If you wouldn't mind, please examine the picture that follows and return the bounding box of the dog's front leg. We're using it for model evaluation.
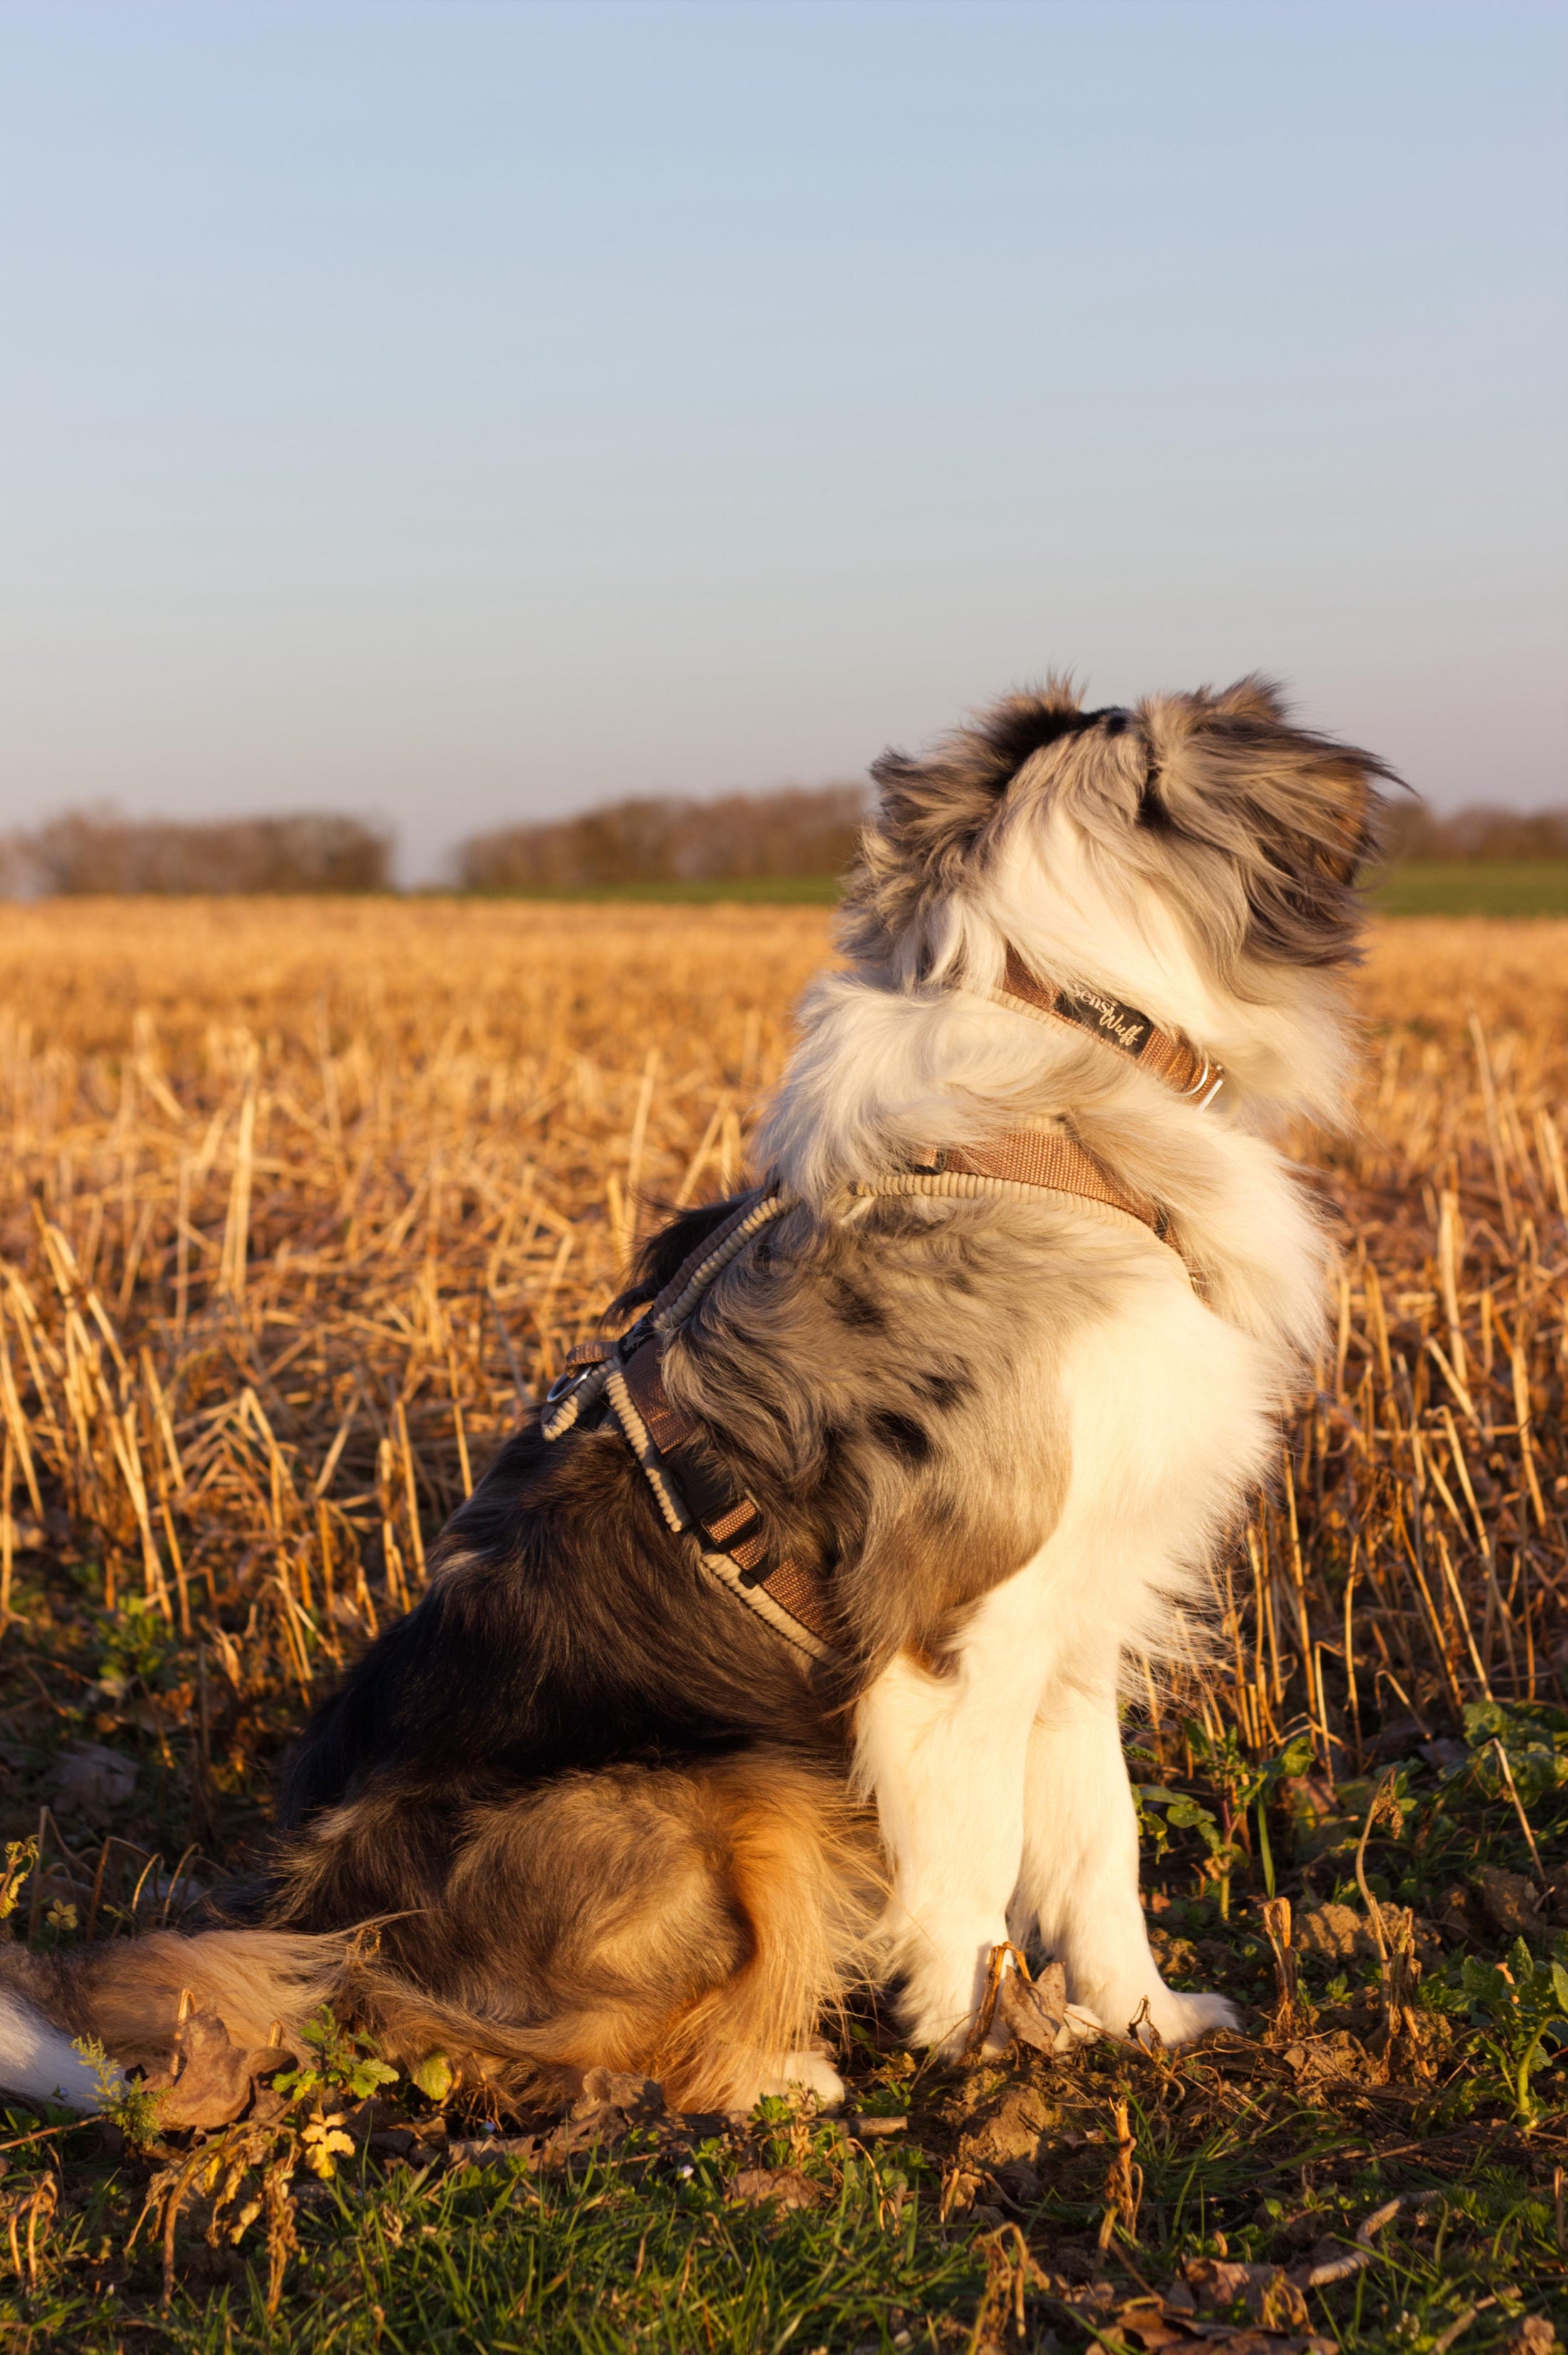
[1011,1658,1237,2046]
[856,1567,1048,2057]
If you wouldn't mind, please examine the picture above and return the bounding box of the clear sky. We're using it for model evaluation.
[2,0,1564,881]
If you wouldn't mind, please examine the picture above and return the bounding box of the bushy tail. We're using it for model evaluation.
[324,1758,882,2113]
[0,1929,349,2111]
[0,1755,883,2118]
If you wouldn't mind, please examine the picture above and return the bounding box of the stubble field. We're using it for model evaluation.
[0,896,1564,2352]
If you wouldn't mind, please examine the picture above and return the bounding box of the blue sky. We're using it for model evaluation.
[1,0,1564,880]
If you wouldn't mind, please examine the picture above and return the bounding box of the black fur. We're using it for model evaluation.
[277,1182,1023,1947]
[606,1190,759,1319]
[827,1277,888,1332]
[280,1409,830,1849]
[867,1410,932,1466]
[972,701,1122,780]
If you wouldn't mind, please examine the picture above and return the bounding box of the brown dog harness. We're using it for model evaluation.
[540,1191,838,1665]
[540,947,1224,1667]
[857,1128,1178,1253]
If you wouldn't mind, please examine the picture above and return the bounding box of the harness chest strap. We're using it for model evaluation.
[913,1128,1160,1222]
[857,1127,1185,1264]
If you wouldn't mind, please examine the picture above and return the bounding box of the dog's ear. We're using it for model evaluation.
[843,679,1088,970]
[1138,677,1398,965]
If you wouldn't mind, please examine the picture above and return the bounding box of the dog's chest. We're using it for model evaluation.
[1053,1263,1277,1562]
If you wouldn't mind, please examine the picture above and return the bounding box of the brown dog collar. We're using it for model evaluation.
[995,948,1224,1107]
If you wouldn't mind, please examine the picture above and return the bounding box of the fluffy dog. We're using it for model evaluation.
[0,676,1391,2115]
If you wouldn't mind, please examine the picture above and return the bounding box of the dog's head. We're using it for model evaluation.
[843,676,1398,1003]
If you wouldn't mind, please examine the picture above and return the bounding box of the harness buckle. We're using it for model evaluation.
[1180,1061,1225,1109]
[616,1313,655,1364]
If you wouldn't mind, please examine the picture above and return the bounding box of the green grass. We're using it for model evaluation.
[460,872,844,905]
[0,2130,976,2353]
[5,1701,1566,2352]
[458,865,1568,917]
[1370,862,1568,917]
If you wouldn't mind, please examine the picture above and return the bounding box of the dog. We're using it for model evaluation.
[0,675,1391,2116]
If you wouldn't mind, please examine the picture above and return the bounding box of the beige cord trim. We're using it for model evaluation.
[652,1190,792,1330]
[605,1364,832,1669]
[604,1366,688,1535]
[687,1542,833,1668]
[850,1169,1191,1272]
[542,1188,791,1441]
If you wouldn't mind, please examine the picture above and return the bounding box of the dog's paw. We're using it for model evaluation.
[899,1960,1009,2061]
[920,2017,1010,2066]
[900,1996,1009,2065]
[1061,2002,1109,2047]
[1130,1987,1238,2047]
[753,2049,846,2107]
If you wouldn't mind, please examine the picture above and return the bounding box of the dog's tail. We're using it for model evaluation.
[301,1756,883,2114]
[0,1928,349,2111]
[0,1757,882,2118]
[0,1921,568,2115]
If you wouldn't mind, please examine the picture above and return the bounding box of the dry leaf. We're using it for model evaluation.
[572,2068,664,2123]
[1113,2315,1200,2351]
[1179,2257,1311,2331]
[728,2168,822,2212]
[996,1957,1075,2054]
[1502,2319,1561,2355]
[300,2116,356,2179]
[140,2004,279,2130]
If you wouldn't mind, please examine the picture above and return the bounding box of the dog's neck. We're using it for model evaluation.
[756,857,1348,1367]
[989,949,1224,1108]
[919,814,1356,1121]
[765,847,1352,1186]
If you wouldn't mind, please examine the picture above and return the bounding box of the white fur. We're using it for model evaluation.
[992,805,1354,1122]
[751,2049,847,2106]
[858,1249,1274,2049]
[764,793,1339,2053]
[0,1991,113,2111]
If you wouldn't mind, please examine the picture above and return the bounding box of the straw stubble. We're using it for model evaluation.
[0,897,1562,1836]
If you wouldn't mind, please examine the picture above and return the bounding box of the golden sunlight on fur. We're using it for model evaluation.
[0,883,1563,2109]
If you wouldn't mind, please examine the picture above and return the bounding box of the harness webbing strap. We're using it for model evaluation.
[540,1188,790,1443]
[539,1190,838,1667]
[853,1127,1190,1272]
[921,1129,1162,1228]
[994,947,1224,1107]
[618,1338,836,1663]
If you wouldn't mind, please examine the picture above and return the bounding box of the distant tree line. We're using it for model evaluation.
[455,783,868,890]
[3,790,1566,899]
[0,809,392,896]
[457,788,1568,890]
[1381,803,1568,860]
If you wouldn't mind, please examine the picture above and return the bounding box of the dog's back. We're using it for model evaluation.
[0,677,1391,2113]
